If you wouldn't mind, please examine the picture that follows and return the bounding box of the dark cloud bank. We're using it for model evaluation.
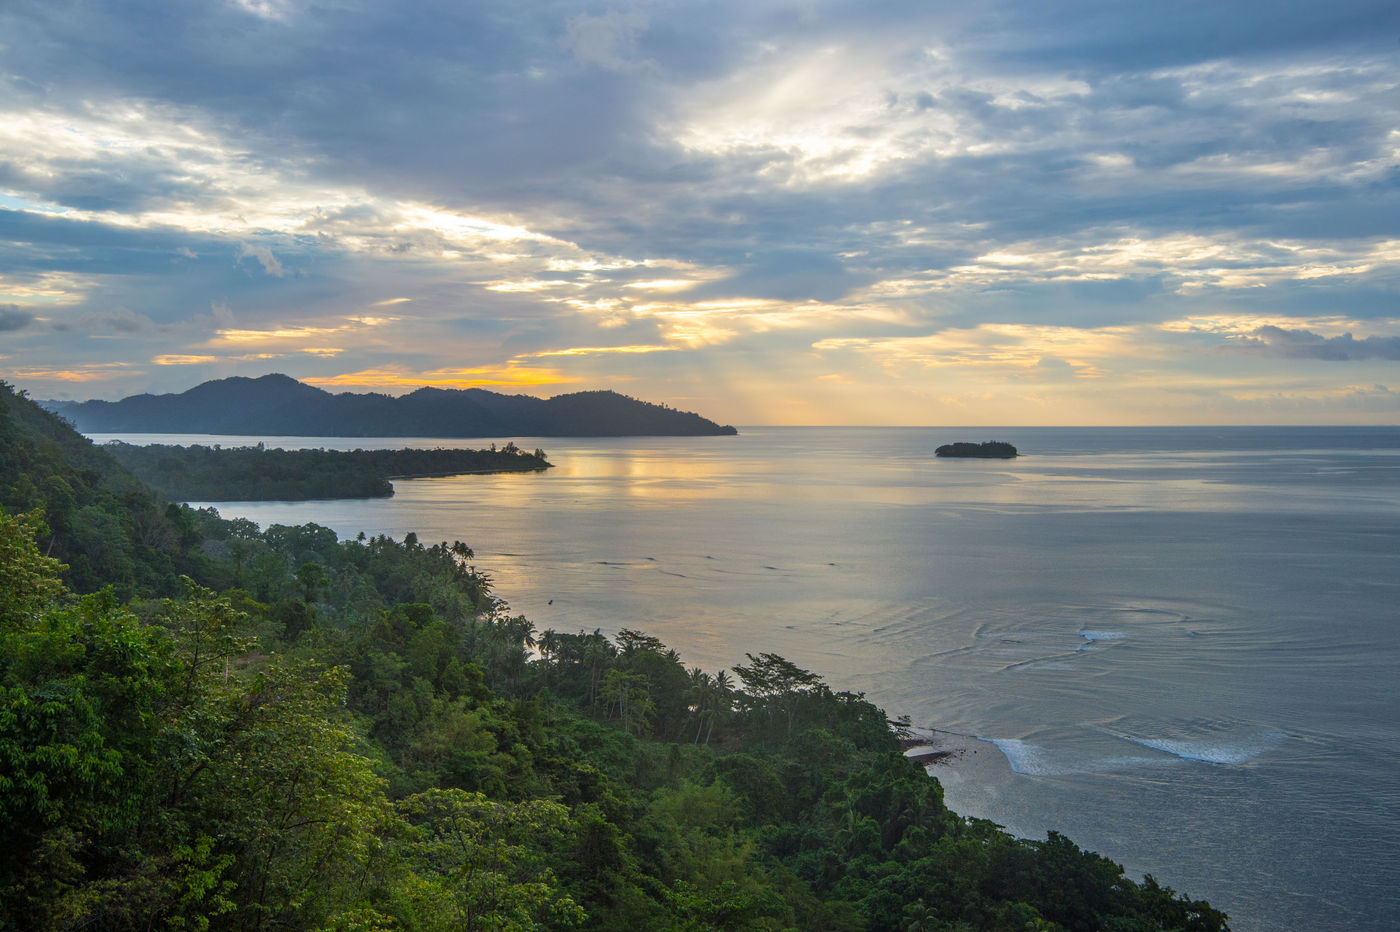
[1243,325,1400,361]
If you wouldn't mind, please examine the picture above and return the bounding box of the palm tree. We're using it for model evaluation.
[688,669,713,744]
[511,615,538,651]
[537,628,560,664]
[509,616,536,691]
[484,614,536,694]
[900,899,939,931]
[536,628,560,687]
[706,670,734,745]
[582,630,614,707]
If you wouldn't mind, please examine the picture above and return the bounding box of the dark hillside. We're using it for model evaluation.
[44,374,739,437]
[388,386,513,435]
[0,381,212,596]
[50,373,327,433]
[535,390,737,435]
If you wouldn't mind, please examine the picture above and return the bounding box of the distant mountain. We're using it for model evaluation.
[42,374,739,437]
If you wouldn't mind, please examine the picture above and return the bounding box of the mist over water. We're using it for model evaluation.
[106,426,1400,930]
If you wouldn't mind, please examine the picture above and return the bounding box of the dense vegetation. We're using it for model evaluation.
[934,442,1019,459]
[0,383,213,598]
[103,442,551,501]
[44,373,739,437]
[0,382,1226,931]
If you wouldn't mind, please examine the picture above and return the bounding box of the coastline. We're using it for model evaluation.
[83,424,1400,929]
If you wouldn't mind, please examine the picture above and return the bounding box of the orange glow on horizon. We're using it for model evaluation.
[7,364,138,382]
[526,345,675,357]
[302,366,583,393]
[154,354,218,365]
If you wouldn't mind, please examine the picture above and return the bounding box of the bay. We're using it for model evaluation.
[95,426,1400,930]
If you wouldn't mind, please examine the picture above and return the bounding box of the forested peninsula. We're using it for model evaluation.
[104,442,551,501]
[43,373,738,437]
[0,380,1227,931]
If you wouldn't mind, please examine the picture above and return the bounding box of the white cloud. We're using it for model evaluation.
[237,243,286,277]
[814,323,1143,375]
[563,10,652,71]
[230,0,296,22]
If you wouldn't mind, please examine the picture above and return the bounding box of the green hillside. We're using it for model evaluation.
[0,382,216,596]
[0,380,1227,931]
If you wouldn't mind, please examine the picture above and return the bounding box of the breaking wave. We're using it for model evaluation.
[980,738,1160,776]
[1076,630,1127,652]
[982,726,1286,775]
[1122,731,1287,764]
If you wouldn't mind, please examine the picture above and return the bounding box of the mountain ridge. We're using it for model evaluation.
[42,374,739,437]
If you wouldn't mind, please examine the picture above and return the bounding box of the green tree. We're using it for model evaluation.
[732,652,823,737]
[397,788,584,931]
[0,509,64,620]
[295,561,329,603]
[601,670,655,737]
[0,512,239,929]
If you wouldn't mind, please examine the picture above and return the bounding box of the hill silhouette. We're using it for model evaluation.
[44,374,739,437]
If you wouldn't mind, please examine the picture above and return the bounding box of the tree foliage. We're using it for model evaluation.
[104,442,552,502]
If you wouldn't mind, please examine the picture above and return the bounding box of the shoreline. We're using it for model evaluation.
[897,728,969,767]
[385,465,549,480]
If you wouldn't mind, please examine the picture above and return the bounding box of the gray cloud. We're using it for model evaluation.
[0,306,36,332]
[695,250,874,304]
[1241,326,1400,361]
[961,0,1400,70]
[563,10,651,71]
[3,0,1395,258]
[51,307,157,334]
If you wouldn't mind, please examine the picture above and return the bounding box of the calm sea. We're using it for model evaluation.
[95,426,1400,930]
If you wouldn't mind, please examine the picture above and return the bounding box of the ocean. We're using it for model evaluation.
[96,425,1400,930]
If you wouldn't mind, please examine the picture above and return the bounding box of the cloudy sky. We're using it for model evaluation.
[1,0,1397,424]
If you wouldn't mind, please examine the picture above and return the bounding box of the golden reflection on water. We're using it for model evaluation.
[388,441,1260,516]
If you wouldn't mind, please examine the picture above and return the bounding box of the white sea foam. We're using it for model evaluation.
[1076,630,1127,651]
[983,738,1058,775]
[983,737,1168,776]
[1125,731,1286,765]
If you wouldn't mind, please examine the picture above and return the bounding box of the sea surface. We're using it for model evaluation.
[94,426,1400,930]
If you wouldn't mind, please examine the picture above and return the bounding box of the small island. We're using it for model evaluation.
[104,441,551,501]
[935,440,1019,458]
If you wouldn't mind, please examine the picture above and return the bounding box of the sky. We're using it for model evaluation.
[1,0,1398,425]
